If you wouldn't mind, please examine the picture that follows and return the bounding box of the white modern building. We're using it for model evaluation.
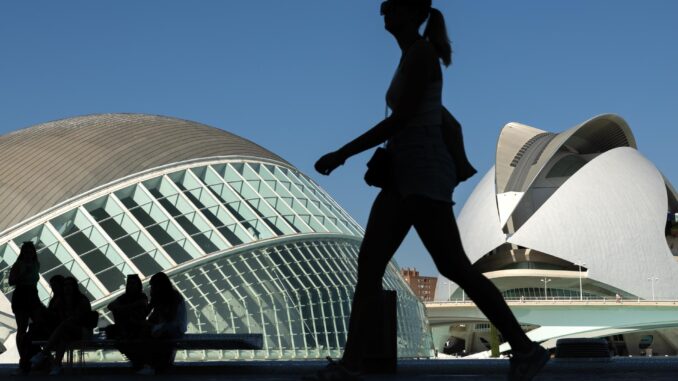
[0,113,431,362]
[432,114,678,356]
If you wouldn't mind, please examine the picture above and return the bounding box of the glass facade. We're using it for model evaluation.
[0,160,430,360]
[501,287,602,300]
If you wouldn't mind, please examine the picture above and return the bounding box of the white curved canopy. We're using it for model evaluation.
[509,147,677,299]
[457,167,506,262]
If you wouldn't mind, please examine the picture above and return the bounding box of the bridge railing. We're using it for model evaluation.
[427,297,678,306]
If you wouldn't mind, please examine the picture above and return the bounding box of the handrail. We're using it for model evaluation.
[426,298,678,306]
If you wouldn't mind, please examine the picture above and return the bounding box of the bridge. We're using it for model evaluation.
[425,299,678,354]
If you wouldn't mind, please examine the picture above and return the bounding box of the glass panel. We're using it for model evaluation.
[285,169,362,236]
[266,165,356,236]
[14,225,104,300]
[116,184,201,263]
[0,244,19,295]
[243,163,318,234]
[145,176,228,254]
[203,169,273,241]
[85,196,170,275]
[51,209,129,292]
[185,168,253,245]
[546,155,588,178]
[222,164,295,236]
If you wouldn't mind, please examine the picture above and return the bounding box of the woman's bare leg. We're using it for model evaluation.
[409,196,532,354]
[14,311,29,358]
[342,189,412,369]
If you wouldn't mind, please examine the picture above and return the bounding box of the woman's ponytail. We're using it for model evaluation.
[424,7,452,67]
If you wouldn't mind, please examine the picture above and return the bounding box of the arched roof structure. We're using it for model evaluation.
[495,114,637,229]
[498,114,635,195]
[0,113,432,361]
[453,114,678,300]
[0,113,289,234]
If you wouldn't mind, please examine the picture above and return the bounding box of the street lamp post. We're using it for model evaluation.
[442,280,465,302]
[540,278,552,300]
[575,260,586,301]
[648,276,659,301]
[441,280,452,301]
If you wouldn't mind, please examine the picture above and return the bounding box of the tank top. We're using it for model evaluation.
[384,41,457,202]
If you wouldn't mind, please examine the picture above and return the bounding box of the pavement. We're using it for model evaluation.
[1,357,677,380]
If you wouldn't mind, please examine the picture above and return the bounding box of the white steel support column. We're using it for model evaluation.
[244,254,284,356]
[324,286,341,351]
[281,291,296,353]
[210,262,239,335]
[304,288,320,356]
[338,285,352,338]
[255,294,268,354]
[293,289,310,357]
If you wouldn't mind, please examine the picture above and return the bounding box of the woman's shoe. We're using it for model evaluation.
[301,357,362,381]
[508,342,549,381]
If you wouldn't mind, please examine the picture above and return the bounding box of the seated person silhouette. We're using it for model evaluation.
[103,274,149,369]
[133,272,188,375]
[105,274,149,339]
[31,276,95,375]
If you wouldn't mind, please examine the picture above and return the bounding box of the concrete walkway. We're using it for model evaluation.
[1,358,677,380]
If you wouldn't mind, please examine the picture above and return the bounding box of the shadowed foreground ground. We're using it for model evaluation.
[1,358,676,380]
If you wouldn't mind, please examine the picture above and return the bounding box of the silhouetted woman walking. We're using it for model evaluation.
[314,2,548,380]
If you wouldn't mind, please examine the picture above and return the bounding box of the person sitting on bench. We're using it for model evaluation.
[134,272,188,374]
[104,274,149,369]
[106,274,148,339]
[31,276,95,375]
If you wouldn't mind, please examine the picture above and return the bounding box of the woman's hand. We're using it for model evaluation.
[315,151,346,176]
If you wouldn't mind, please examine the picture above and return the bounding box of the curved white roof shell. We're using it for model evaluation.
[454,114,677,300]
[509,147,677,299]
[495,122,546,194]
[457,167,506,259]
[498,114,635,195]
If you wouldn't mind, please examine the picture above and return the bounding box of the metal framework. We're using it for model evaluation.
[0,159,430,360]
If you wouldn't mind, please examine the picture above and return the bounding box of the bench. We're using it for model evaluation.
[35,333,264,367]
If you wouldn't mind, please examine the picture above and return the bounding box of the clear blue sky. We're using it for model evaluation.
[1,1,676,277]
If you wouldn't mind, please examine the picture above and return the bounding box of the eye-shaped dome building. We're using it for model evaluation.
[0,114,430,361]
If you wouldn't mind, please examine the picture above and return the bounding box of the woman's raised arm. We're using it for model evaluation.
[315,40,437,175]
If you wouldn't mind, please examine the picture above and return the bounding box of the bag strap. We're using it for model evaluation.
[381,103,390,148]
